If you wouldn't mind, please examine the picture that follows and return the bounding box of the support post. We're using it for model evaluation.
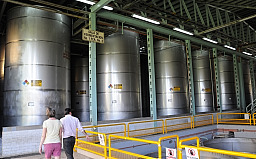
[185,40,196,116]
[147,29,157,122]
[89,12,97,126]
[249,59,256,112]
[233,54,240,109]
[238,62,246,112]
[213,48,222,112]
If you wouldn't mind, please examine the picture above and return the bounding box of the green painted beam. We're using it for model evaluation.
[233,54,240,109]
[147,29,157,121]
[238,62,246,112]
[213,48,222,112]
[97,11,255,60]
[89,13,98,126]
[185,40,196,115]
[91,0,113,13]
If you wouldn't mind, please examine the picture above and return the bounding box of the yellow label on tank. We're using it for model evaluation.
[173,87,180,91]
[31,80,42,87]
[203,88,211,92]
[79,90,86,94]
[114,84,122,89]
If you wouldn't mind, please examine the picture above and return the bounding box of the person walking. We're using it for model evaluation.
[39,107,62,159]
[60,108,90,159]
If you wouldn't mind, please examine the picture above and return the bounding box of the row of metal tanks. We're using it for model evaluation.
[0,6,252,127]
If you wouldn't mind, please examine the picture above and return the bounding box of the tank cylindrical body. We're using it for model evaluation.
[243,60,253,106]
[4,7,71,126]
[0,35,5,129]
[192,50,213,112]
[71,56,89,122]
[154,41,188,116]
[218,56,236,110]
[97,30,141,120]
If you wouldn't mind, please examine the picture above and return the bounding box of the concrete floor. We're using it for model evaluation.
[3,151,92,159]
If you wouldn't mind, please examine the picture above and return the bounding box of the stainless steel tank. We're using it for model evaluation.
[218,56,236,110]
[71,56,89,122]
[192,50,213,113]
[0,35,5,129]
[97,30,141,120]
[242,60,253,106]
[4,7,71,126]
[154,40,188,116]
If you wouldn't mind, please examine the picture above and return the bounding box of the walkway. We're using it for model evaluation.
[3,151,91,159]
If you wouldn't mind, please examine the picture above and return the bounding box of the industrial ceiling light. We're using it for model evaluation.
[202,37,218,44]
[173,28,193,36]
[224,45,236,51]
[131,14,160,25]
[243,52,252,56]
[76,0,113,10]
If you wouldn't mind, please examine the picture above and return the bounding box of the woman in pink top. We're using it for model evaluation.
[39,107,62,159]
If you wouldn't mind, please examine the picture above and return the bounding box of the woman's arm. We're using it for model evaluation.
[39,128,47,154]
[59,126,62,144]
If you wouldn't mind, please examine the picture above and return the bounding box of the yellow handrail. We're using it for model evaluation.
[217,113,251,125]
[127,119,164,137]
[165,116,193,133]
[253,113,256,125]
[178,136,200,159]
[108,134,159,159]
[158,135,179,159]
[75,130,108,159]
[193,114,214,128]
[83,123,127,137]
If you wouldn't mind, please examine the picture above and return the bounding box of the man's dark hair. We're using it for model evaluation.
[64,108,72,115]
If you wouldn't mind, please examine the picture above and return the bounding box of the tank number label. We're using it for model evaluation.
[31,80,42,87]
[114,84,123,89]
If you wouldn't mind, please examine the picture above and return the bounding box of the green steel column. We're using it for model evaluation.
[185,40,196,116]
[233,54,240,109]
[213,48,222,112]
[89,13,97,126]
[238,62,246,112]
[147,29,157,121]
[249,60,256,105]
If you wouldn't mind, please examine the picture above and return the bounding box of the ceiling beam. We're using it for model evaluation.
[97,10,254,59]
[197,1,256,10]
[91,0,113,13]
[198,13,256,35]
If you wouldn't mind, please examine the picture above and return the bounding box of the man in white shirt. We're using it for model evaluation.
[60,108,89,159]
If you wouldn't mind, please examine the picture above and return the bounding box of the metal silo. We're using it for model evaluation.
[154,41,188,116]
[192,50,213,113]
[242,60,253,106]
[4,7,71,126]
[218,56,236,110]
[0,35,5,129]
[97,30,141,120]
[71,56,89,122]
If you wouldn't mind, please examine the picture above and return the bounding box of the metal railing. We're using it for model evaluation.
[165,116,193,133]
[246,99,256,114]
[216,113,251,125]
[74,130,108,159]
[83,123,126,137]
[108,134,159,159]
[178,136,256,159]
[193,114,214,128]
[158,135,179,159]
[127,119,164,137]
